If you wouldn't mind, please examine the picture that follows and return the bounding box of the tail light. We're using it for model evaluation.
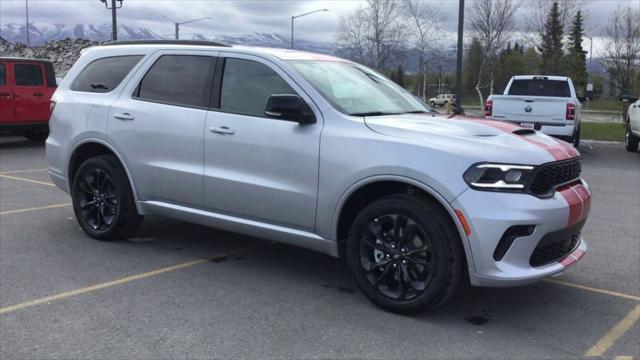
[484,99,493,117]
[566,103,576,121]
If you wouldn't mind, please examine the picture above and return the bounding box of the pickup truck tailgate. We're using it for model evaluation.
[490,95,567,125]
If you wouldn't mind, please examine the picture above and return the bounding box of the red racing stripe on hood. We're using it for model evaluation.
[450,115,579,161]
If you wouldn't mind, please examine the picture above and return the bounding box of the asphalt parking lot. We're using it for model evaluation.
[1,137,638,359]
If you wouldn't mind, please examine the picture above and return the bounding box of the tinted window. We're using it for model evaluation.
[508,79,571,97]
[137,55,212,108]
[221,58,296,117]
[15,64,43,86]
[0,64,5,85]
[71,55,143,93]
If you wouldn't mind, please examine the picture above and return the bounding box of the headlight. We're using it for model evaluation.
[463,163,535,191]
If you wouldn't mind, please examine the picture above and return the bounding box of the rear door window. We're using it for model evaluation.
[0,64,5,85]
[508,79,571,97]
[136,55,214,108]
[71,55,143,93]
[15,64,43,86]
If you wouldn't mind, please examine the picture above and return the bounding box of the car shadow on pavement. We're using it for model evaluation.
[0,137,45,149]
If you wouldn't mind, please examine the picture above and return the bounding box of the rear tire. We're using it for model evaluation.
[626,122,639,152]
[571,126,581,148]
[345,194,463,314]
[71,155,142,240]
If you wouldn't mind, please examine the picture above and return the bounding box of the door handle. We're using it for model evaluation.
[209,126,235,135]
[33,92,44,97]
[113,113,135,121]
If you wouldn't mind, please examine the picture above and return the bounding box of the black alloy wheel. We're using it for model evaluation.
[76,168,118,231]
[359,214,436,301]
[72,155,142,240]
[346,194,463,314]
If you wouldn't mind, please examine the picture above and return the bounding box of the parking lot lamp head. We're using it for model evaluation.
[291,9,329,49]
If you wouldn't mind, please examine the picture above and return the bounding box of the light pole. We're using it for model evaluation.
[291,9,329,49]
[100,0,123,41]
[25,0,29,47]
[454,0,465,114]
[585,35,593,110]
[164,16,211,40]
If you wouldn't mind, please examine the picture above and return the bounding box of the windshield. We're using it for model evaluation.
[289,60,433,116]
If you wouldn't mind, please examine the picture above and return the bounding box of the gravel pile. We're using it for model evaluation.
[0,37,98,76]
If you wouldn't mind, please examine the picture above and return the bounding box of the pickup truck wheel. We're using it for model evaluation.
[626,123,639,152]
[572,126,580,148]
[346,194,463,314]
[71,155,142,240]
[429,101,435,107]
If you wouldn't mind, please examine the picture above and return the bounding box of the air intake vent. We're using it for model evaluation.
[513,129,536,136]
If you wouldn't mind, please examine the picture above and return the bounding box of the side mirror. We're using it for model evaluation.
[264,94,316,124]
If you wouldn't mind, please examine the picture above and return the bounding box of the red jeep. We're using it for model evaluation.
[0,57,57,141]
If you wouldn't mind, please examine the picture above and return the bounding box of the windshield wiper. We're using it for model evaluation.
[349,111,398,117]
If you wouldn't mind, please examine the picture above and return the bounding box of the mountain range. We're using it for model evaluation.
[0,22,341,54]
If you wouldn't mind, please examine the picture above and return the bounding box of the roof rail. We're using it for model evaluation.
[102,40,231,47]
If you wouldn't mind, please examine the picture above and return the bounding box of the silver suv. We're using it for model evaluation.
[47,41,591,313]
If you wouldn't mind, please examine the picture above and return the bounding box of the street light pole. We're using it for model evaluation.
[100,0,123,41]
[454,0,465,114]
[291,9,329,49]
[25,0,30,47]
[585,35,593,110]
[164,17,211,40]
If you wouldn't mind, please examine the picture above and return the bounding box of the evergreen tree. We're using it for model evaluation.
[565,10,588,92]
[523,47,542,73]
[538,2,564,74]
[463,37,485,98]
[392,64,405,87]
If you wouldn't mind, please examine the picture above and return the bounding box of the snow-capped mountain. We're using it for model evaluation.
[0,22,340,54]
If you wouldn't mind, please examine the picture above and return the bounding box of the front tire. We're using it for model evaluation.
[71,155,142,240]
[626,122,639,152]
[346,194,463,314]
[429,101,436,107]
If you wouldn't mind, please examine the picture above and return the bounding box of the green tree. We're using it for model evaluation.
[538,2,564,74]
[495,42,526,94]
[565,10,587,93]
[463,37,485,98]
[523,47,542,72]
[392,64,406,87]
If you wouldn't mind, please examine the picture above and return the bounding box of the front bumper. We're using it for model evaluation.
[452,179,591,287]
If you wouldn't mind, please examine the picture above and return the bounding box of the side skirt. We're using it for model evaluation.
[138,201,339,257]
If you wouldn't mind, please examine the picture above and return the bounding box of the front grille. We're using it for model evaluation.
[529,219,585,267]
[529,158,581,197]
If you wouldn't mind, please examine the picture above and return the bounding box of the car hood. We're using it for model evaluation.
[364,113,579,165]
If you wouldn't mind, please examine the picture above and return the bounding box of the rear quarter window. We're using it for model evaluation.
[508,79,571,97]
[71,55,143,93]
[135,55,214,108]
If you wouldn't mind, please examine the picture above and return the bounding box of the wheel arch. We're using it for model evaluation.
[67,138,140,203]
[332,175,474,270]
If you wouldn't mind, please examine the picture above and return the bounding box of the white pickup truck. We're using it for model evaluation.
[485,75,582,147]
[627,98,640,152]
